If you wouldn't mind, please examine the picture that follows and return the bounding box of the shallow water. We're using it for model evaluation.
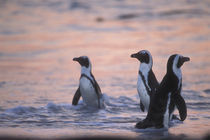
[0,0,210,139]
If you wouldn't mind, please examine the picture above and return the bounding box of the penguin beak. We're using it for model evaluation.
[177,56,190,68]
[131,53,138,58]
[182,57,190,63]
[131,53,144,62]
[73,57,80,62]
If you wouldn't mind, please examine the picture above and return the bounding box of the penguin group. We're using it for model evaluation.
[72,50,190,129]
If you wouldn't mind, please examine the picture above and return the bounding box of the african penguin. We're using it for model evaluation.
[72,56,104,108]
[131,50,159,112]
[135,54,190,129]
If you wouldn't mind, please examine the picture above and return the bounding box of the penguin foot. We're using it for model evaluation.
[172,114,180,121]
[135,119,152,129]
[135,121,144,129]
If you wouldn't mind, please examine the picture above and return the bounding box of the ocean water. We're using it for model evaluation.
[0,0,210,139]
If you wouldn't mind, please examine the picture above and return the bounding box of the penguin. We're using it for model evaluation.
[131,50,159,112]
[72,56,104,108]
[135,54,190,129]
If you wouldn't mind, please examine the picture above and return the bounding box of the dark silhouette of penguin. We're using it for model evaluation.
[131,50,159,112]
[72,56,104,108]
[135,54,190,129]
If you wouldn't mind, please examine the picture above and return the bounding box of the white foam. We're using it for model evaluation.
[5,106,37,115]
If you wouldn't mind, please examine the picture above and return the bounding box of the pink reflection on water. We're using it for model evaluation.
[0,0,210,138]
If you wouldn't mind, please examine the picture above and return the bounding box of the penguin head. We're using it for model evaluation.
[73,56,91,68]
[131,50,152,65]
[167,54,190,73]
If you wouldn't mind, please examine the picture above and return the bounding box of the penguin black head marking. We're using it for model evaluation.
[73,56,90,68]
[177,56,190,68]
[167,54,190,73]
[131,50,150,64]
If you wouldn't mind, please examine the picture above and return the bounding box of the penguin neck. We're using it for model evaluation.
[81,66,93,80]
[166,55,182,89]
[172,61,182,89]
[166,66,182,90]
[139,62,152,77]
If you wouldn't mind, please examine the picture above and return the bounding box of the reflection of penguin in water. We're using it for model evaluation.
[135,54,190,129]
[131,50,159,112]
[72,56,104,108]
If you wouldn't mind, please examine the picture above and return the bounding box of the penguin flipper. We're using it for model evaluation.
[92,79,102,108]
[174,94,187,121]
[140,101,145,112]
[90,73,102,95]
[95,80,102,94]
[93,78,103,108]
[148,70,159,95]
[72,87,81,105]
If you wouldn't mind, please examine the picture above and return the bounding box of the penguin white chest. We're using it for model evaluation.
[137,75,150,111]
[163,92,171,128]
[79,77,98,107]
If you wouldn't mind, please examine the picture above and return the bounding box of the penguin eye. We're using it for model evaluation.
[141,51,146,55]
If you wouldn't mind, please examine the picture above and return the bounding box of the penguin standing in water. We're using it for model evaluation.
[135,54,190,129]
[72,56,104,108]
[131,50,159,112]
